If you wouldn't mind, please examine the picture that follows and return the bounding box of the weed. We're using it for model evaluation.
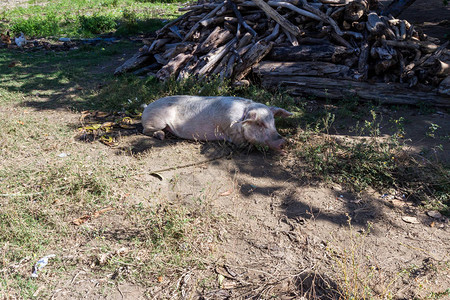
[79,14,116,35]
[11,13,60,37]
[428,288,450,299]
[293,105,449,213]
[426,123,441,138]
[327,217,379,299]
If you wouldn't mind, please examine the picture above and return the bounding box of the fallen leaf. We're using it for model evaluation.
[219,188,233,197]
[92,206,114,218]
[222,282,237,289]
[427,210,442,219]
[95,111,110,118]
[72,215,90,225]
[100,135,118,146]
[84,124,102,131]
[121,117,133,124]
[101,121,116,128]
[116,247,128,256]
[119,124,135,129]
[150,172,164,181]
[402,216,420,224]
[72,207,113,225]
[218,274,225,286]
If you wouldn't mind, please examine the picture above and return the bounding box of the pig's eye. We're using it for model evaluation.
[257,122,267,128]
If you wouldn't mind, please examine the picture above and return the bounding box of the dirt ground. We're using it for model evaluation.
[1,1,449,299]
[1,98,449,299]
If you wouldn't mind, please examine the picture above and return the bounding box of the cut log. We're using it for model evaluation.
[384,40,439,54]
[223,53,237,79]
[268,44,354,63]
[178,56,199,80]
[433,60,450,77]
[268,1,322,22]
[114,53,153,75]
[183,2,226,42]
[438,76,450,97]
[357,41,369,80]
[196,37,237,76]
[253,61,352,78]
[228,0,258,37]
[199,16,225,27]
[156,53,193,81]
[132,63,161,76]
[233,40,274,80]
[197,27,233,53]
[251,0,302,37]
[343,0,368,21]
[162,42,195,60]
[258,75,450,107]
[212,52,232,75]
[263,23,280,42]
[148,38,172,53]
[297,0,344,35]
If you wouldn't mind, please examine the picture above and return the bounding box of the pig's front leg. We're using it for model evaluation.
[142,119,168,140]
[143,128,166,140]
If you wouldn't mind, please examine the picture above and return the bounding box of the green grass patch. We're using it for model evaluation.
[1,0,182,38]
[0,41,138,107]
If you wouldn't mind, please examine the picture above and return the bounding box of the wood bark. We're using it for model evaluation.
[438,76,450,97]
[183,2,226,41]
[196,38,237,76]
[253,61,351,78]
[251,0,302,37]
[114,53,153,75]
[259,75,450,107]
[197,27,233,53]
[357,41,369,80]
[269,44,354,62]
[156,53,193,81]
[233,40,274,80]
[228,0,258,37]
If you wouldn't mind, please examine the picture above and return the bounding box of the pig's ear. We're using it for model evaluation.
[270,106,293,118]
[242,111,258,124]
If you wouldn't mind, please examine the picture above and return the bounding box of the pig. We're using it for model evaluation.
[141,95,292,151]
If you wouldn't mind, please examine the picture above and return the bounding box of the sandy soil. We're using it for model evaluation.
[57,127,450,299]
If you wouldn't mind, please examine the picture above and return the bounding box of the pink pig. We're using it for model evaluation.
[141,96,292,151]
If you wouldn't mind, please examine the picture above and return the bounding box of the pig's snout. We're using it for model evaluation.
[266,134,286,151]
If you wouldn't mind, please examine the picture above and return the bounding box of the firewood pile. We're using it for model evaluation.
[115,0,450,103]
